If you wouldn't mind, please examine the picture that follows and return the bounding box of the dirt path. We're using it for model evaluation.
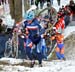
[64,32,75,60]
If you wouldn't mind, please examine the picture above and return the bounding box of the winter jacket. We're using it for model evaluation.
[24,18,41,36]
[55,17,65,33]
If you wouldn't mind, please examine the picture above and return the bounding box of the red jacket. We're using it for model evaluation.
[55,17,65,33]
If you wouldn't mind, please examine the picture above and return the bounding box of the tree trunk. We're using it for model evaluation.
[24,0,30,12]
[9,0,22,23]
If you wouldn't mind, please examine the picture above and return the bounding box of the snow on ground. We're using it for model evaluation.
[64,26,75,38]
[0,0,75,72]
[0,59,75,72]
[0,58,23,64]
[63,21,75,38]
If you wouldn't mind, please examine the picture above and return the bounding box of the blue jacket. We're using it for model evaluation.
[24,18,41,36]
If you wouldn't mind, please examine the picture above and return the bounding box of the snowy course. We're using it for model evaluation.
[0,0,75,72]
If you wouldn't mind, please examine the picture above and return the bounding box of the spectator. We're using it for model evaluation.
[35,0,45,9]
[0,19,6,33]
[51,31,65,60]
[57,0,60,6]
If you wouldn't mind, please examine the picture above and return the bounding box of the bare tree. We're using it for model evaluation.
[8,0,22,23]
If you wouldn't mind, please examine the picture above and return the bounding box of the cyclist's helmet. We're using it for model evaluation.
[25,10,35,20]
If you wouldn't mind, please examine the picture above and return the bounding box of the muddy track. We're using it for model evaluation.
[64,32,75,60]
